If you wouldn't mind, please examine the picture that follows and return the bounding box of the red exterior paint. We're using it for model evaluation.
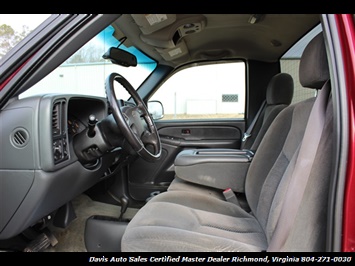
[336,14,355,252]
[0,60,28,91]
[0,70,18,91]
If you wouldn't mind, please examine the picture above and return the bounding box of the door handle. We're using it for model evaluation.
[181,129,191,135]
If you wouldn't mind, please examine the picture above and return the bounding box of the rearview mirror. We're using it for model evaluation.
[102,47,137,67]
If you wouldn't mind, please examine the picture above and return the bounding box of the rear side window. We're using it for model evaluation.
[149,61,246,120]
[281,24,322,104]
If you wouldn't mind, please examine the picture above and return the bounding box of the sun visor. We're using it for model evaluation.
[131,14,177,35]
[134,14,207,50]
[155,41,189,61]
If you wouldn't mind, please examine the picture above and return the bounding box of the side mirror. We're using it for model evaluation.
[148,101,164,120]
[102,47,137,67]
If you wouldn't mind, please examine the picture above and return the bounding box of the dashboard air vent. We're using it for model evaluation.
[11,128,29,148]
[52,99,69,164]
[52,102,61,135]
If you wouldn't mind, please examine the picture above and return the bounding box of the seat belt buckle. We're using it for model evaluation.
[223,188,241,207]
[242,133,251,142]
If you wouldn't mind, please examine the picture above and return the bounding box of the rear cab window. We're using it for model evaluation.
[280,24,323,103]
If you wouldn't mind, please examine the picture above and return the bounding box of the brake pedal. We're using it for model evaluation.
[23,231,58,252]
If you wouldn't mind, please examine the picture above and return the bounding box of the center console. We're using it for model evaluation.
[174,148,254,193]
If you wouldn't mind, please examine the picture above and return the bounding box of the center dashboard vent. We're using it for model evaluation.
[52,99,69,164]
[52,101,62,136]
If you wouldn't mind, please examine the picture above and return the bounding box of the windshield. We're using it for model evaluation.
[0,16,157,100]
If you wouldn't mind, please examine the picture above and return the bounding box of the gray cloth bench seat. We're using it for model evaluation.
[168,72,294,199]
[121,32,332,252]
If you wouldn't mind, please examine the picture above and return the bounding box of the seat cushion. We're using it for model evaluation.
[168,176,225,199]
[121,191,267,252]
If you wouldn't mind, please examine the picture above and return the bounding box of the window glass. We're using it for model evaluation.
[281,24,322,104]
[149,61,245,120]
[0,14,50,59]
[19,24,156,99]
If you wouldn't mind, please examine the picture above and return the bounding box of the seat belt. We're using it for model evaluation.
[223,188,241,207]
[242,100,266,147]
[267,80,330,252]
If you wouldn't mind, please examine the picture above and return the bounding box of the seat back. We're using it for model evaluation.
[245,32,332,251]
[242,73,294,151]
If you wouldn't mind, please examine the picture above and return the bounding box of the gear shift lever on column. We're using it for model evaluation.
[87,114,97,138]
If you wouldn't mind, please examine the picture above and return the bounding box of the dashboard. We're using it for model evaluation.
[0,94,121,239]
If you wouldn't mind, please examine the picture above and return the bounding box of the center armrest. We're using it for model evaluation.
[174,148,253,193]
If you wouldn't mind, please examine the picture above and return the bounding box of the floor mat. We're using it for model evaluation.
[45,194,138,252]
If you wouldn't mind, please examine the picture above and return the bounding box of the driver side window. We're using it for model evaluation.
[149,62,246,120]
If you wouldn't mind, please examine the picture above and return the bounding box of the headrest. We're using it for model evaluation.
[266,73,294,105]
[299,32,330,89]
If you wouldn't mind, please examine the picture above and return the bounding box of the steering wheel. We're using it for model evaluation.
[105,72,162,162]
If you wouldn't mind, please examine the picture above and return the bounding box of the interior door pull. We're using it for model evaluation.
[182,129,191,134]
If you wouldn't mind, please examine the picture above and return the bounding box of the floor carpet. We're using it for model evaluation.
[45,194,137,252]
